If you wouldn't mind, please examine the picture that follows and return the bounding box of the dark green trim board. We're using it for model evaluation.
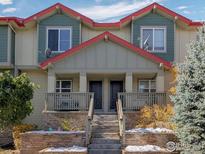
[11,29,15,64]
[0,26,8,63]
[132,13,174,61]
[38,13,80,63]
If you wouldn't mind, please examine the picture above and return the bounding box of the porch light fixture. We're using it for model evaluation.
[55,5,60,10]
[159,63,164,68]
[76,16,81,21]
[104,35,109,42]
[33,16,37,21]
[47,62,54,69]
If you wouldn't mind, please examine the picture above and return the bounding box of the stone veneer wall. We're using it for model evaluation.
[20,131,85,154]
[43,111,88,130]
[124,132,178,148]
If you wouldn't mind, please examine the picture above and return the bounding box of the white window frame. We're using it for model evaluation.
[56,80,72,93]
[46,26,72,53]
[140,26,166,53]
[138,80,156,93]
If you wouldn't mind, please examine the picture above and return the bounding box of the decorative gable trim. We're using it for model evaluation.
[39,31,172,70]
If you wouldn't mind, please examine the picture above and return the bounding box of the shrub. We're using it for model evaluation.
[12,124,37,150]
[0,71,37,130]
[136,103,175,129]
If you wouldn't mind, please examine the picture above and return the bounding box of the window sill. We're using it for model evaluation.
[148,51,167,53]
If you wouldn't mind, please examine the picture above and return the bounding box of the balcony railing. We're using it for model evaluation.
[45,92,94,111]
[118,92,167,111]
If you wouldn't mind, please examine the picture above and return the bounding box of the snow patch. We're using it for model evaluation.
[125,145,166,152]
[44,146,87,152]
[126,128,173,134]
[27,130,85,134]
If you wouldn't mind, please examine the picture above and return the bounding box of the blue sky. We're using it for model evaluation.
[0,0,205,22]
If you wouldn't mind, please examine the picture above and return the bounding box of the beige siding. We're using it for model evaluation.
[81,25,131,42]
[175,27,197,63]
[23,70,47,128]
[15,27,37,66]
[51,40,160,73]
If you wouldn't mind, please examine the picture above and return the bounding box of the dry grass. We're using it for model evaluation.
[136,103,175,129]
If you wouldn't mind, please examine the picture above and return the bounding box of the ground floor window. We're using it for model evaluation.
[56,80,72,92]
[139,80,156,92]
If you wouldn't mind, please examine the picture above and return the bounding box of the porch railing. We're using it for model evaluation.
[118,92,167,111]
[85,97,94,145]
[116,98,125,145]
[45,92,94,111]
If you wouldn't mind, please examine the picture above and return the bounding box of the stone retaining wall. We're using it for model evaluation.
[0,129,13,146]
[124,132,178,148]
[39,148,87,154]
[43,111,88,130]
[123,151,178,154]
[20,131,85,154]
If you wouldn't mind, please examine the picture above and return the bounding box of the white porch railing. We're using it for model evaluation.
[116,98,125,145]
[45,92,94,111]
[118,92,167,111]
[85,97,94,145]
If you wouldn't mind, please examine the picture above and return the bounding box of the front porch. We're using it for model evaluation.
[45,72,167,112]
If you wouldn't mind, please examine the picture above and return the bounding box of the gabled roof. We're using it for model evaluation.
[0,2,202,28]
[120,2,202,27]
[40,31,172,70]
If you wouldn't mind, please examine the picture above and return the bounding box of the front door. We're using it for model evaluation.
[89,81,103,110]
[110,81,123,110]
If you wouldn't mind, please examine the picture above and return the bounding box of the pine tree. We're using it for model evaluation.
[172,26,205,153]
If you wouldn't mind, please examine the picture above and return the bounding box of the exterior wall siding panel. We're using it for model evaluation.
[0,26,8,63]
[133,13,174,61]
[38,14,80,63]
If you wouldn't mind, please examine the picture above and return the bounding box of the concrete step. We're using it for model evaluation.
[94,112,117,115]
[93,115,118,121]
[92,125,119,129]
[93,127,119,133]
[91,138,120,144]
[92,121,119,127]
[88,144,121,149]
[89,149,121,154]
[92,132,120,139]
[92,120,118,126]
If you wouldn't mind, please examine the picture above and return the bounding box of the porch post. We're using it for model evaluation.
[80,72,87,92]
[48,72,56,93]
[156,70,165,92]
[80,72,87,110]
[125,72,133,92]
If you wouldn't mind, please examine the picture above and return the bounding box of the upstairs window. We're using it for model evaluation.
[139,80,156,92]
[47,27,72,52]
[141,27,166,52]
[56,80,72,93]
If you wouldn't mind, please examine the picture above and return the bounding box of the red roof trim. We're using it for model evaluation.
[0,17,24,27]
[0,2,202,28]
[40,31,172,69]
[120,3,202,27]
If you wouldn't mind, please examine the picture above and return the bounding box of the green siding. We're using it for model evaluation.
[0,26,8,63]
[38,13,80,63]
[133,13,174,61]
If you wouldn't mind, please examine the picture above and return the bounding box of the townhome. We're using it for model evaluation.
[0,2,201,128]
